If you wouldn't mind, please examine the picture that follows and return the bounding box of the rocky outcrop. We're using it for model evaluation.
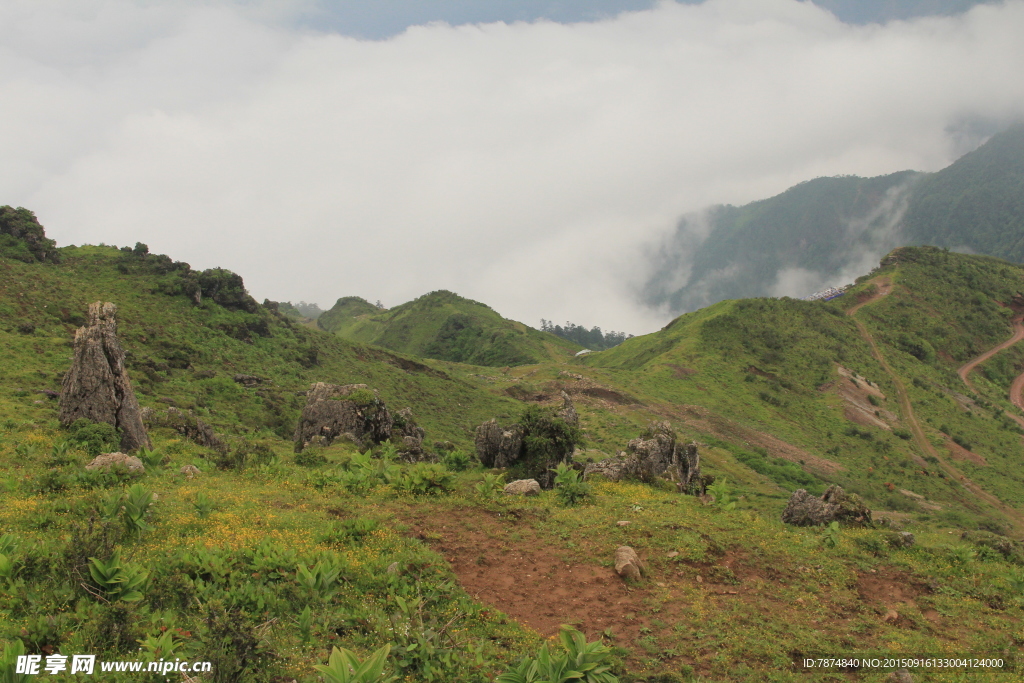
[293,383,393,452]
[557,391,578,427]
[59,302,151,452]
[391,407,428,461]
[614,546,645,581]
[85,452,144,476]
[961,530,1024,564]
[143,407,226,453]
[233,374,264,388]
[504,479,541,496]
[475,419,524,469]
[782,485,873,527]
[582,423,705,493]
[180,464,201,480]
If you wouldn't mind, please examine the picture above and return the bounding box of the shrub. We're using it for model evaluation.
[314,644,394,683]
[66,419,121,456]
[295,448,327,467]
[496,626,617,683]
[88,549,149,602]
[514,405,582,486]
[395,463,453,496]
[553,462,591,507]
[441,449,472,472]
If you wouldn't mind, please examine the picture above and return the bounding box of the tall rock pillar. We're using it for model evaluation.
[59,301,151,452]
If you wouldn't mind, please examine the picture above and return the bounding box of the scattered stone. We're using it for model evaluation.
[616,521,631,527]
[503,479,541,496]
[475,419,524,469]
[386,562,400,575]
[180,464,200,480]
[614,546,645,581]
[666,551,679,558]
[781,485,872,527]
[59,302,151,452]
[882,609,899,624]
[888,669,913,683]
[86,452,144,476]
[695,575,703,583]
[233,374,264,387]
[293,383,393,452]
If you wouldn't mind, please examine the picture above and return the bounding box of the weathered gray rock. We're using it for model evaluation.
[233,374,264,387]
[86,452,144,476]
[624,422,676,483]
[293,383,393,452]
[614,546,645,581]
[557,391,578,427]
[504,479,541,496]
[179,464,200,480]
[782,485,873,527]
[59,302,151,452]
[391,408,428,461]
[888,669,913,683]
[674,441,705,495]
[886,531,916,548]
[583,456,629,482]
[475,419,524,469]
[145,407,226,453]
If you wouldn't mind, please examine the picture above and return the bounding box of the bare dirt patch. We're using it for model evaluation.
[403,509,663,643]
[669,364,697,378]
[836,365,896,430]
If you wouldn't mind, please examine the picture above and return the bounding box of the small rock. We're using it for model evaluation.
[696,575,703,583]
[386,562,400,575]
[882,609,899,624]
[180,464,200,480]
[616,521,631,527]
[666,551,679,558]
[504,479,541,496]
[614,546,645,581]
[85,452,144,476]
[888,669,914,683]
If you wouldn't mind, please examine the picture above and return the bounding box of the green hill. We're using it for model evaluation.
[643,124,1024,315]
[2,210,1024,681]
[318,289,581,366]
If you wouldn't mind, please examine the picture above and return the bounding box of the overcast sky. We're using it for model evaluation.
[2,0,1022,334]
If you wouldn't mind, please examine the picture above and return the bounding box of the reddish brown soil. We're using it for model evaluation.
[403,510,665,642]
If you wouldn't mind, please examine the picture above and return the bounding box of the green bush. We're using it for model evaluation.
[497,626,618,683]
[66,419,121,456]
[395,463,453,495]
[441,449,472,472]
[553,462,591,507]
[513,405,583,486]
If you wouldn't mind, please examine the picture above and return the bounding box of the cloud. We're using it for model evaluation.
[2,0,1023,335]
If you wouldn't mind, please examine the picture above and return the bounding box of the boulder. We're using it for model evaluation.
[674,441,705,495]
[475,419,524,469]
[293,383,393,452]
[782,485,873,527]
[144,407,226,453]
[233,374,264,387]
[391,408,428,461]
[58,302,151,452]
[886,531,915,548]
[623,422,676,482]
[583,456,629,482]
[179,464,200,480]
[888,669,914,683]
[557,391,578,427]
[504,479,541,496]
[614,546,645,581]
[86,452,144,476]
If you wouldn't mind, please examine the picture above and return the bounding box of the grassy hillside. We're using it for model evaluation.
[2,216,1023,682]
[318,290,581,367]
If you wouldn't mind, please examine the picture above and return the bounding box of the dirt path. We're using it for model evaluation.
[847,278,1024,534]
[957,315,1024,428]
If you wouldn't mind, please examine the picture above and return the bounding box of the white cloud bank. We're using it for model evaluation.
[2,0,1023,334]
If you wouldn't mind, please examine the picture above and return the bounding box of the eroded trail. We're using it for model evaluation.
[847,278,1024,534]
[957,315,1024,428]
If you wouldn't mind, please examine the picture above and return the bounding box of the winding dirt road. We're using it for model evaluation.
[847,278,1024,534]
[957,315,1024,428]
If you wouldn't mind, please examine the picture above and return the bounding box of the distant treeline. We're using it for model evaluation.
[540,319,633,350]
